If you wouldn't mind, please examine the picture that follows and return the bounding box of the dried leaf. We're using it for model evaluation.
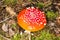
[2,23,8,32]
[6,6,16,16]
[9,28,15,37]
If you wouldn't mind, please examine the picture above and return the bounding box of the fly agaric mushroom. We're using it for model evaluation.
[17,7,46,32]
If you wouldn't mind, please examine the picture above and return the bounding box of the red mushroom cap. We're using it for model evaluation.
[17,7,47,32]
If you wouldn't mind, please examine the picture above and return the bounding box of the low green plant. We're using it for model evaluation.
[0,36,4,40]
[4,0,17,5]
[11,33,20,40]
[32,30,60,40]
[46,11,58,20]
[36,2,44,9]
[11,23,17,28]
[11,30,60,40]
[58,37,60,40]
[35,30,56,40]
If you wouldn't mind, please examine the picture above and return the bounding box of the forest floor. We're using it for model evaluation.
[0,0,60,40]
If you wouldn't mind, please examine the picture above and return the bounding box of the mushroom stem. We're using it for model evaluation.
[24,30,31,40]
[20,31,23,40]
[28,32,31,40]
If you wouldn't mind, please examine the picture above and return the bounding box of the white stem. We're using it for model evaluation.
[28,32,31,40]
[20,31,23,40]
[24,30,31,40]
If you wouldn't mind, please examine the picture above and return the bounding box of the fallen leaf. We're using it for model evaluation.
[9,28,15,37]
[6,6,16,16]
[2,23,8,32]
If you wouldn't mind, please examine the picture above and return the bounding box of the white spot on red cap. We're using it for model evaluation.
[40,22,43,24]
[44,23,46,25]
[31,7,34,9]
[42,12,44,13]
[27,7,30,9]
[42,17,45,18]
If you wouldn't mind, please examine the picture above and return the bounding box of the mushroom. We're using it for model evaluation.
[17,7,47,32]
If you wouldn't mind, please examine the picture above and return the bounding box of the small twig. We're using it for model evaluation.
[53,3,60,6]
[44,0,52,7]
[0,16,12,23]
[0,34,11,40]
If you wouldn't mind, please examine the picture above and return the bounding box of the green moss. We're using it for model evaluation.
[11,33,20,40]
[32,30,60,40]
[46,11,58,20]
[0,36,4,40]
[36,2,44,9]
[11,30,60,40]
[4,0,17,5]
[11,23,17,28]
